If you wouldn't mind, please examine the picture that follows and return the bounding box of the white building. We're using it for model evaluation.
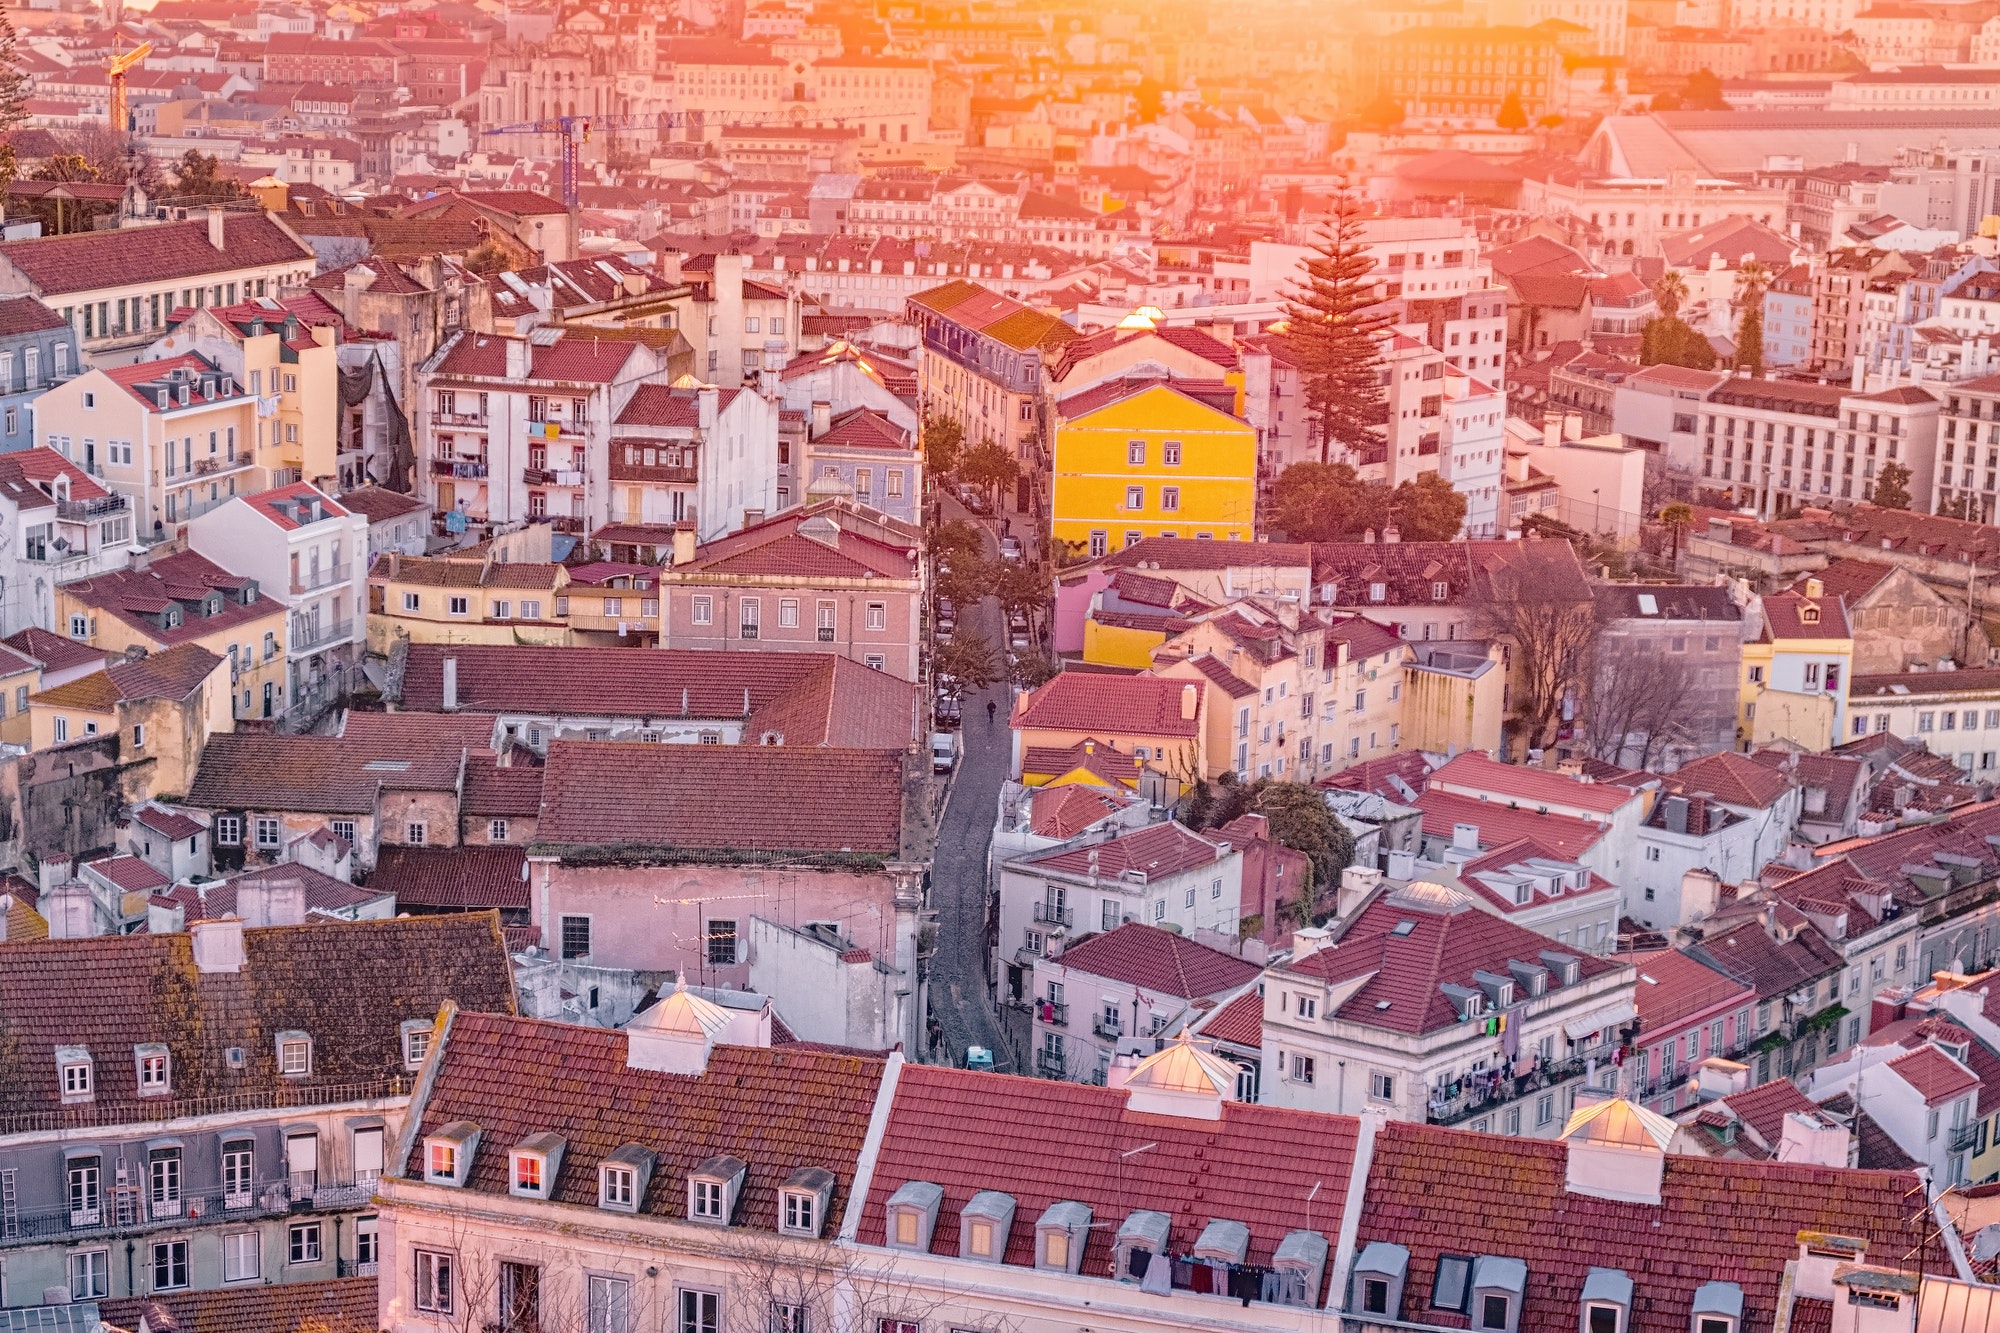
[185,482,369,718]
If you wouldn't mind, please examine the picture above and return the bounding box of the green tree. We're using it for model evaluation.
[31,152,97,183]
[1684,68,1729,110]
[1872,461,1913,510]
[934,632,1002,701]
[1269,461,1391,541]
[1659,501,1695,566]
[995,561,1048,621]
[931,518,986,570]
[1732,260,1770,376]
[1281,191,1394,461]
[1357,93,1405,129]
[957,439,1018,509]
[1389,471,1469,542]
[1640,316,1717,370]
[1183,777,1354,924]
[170,148,247,203]
[921,412,963,479]
[1496,88,1528,130]
[0,2,31,135]
[1652,270,1689,320]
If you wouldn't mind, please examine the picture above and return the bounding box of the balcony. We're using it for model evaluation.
[529,420,584,439]
[609,461,698,485]
[12,1170,391,1246]
[1952,1122,1981,1153]
[291,618,356,654]
[291,562,351,594]
[57,494,128,522]
[523,468,586,487]
[1034,1000,1069,1026]
[0,1075,407,1138]
[432,458,489,479]
[1032,901,1074,928]
[435,411,488,428]
[1427,1054,1588,1127]
[1093,1017,1123,1041]
[186,454,251,478]
[816,627,835,642]
[1035,1048,1067,1078]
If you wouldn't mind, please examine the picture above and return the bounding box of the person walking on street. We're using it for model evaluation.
[987,700,997,725]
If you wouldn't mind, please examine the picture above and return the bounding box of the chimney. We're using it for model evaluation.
[671,521,697,566]
[1382,524,1401,544]
[1452,821,1479,851]
[1180,682,1198,720]
[505,338,531,380]
[191,917,246,973]
[442,656,458,711]
[810,401,832,438]
[1664,794,1690,835]
[1805,577,1824,599]
[1564,412,1583,441]
[698,385,718,431]
[1778,1111,1851,1167]
[237,872,305,927]
[1363,528,1377,543]
[1544,417,1561,449]
[206,206,226,251]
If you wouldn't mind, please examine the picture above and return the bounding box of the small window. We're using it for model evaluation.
[416,1249,454,1314]
[1127,440,1145,464]
[562,915,591,960]
[707,920,738,965]
[1364,1278,1390,1315]
[1481,1295,1510,1330]
[277,1036,311,1076]
[61,1057,93,1102]
[692,595,712,625]
[1162,441,1181,465]
[513,1153,544,1196]
[136,1047,170,1094]
[692,1179,725,1220]
[406,821,427,845]
[448,595,469,616]
[1433,1255,1473,1311]
[255,817,280,849]
[781,1192,816,1236]
[602,1165,636,1211]
[402,592,420,612]
[402,1020,432,1068]
[427,1141,458,1181]
[489,818,509,842]
[288,1221,322,1265]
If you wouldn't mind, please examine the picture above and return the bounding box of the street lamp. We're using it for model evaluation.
[1592,488,1601,536]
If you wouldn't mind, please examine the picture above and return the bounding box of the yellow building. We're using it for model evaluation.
[1012,672,1206,787]
[0,643,41,747]
[28,642,232,800]
[144,296,343,489]
[56,551,291,721]
[36,353,263,541]
[366,551,575,653]
[1051,378,1256,559]
[1402,642,1507,757]
[1741,582,1855,752]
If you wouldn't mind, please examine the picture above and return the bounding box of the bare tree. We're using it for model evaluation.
[721,1230,1021,1333]
[1471,551,1599,756]
[1586,632,1698,770]
[407,1215,644,1333]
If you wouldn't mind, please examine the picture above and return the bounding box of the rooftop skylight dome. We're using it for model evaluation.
[1122,1031,1239,1119]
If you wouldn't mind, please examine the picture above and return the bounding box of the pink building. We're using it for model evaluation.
[527,739,927,1051]
[656,498,925,680]
[1622,946,1758,1113]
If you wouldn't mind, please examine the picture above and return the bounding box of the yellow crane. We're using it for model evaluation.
[107,40,152,134]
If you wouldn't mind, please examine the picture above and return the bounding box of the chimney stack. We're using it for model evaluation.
[206,206,226,251]
[671,521,697,566]
[505,338,530,380]
[1180,682,1198,721]
[442,656,459,711]
[810,401,832,438]
[698,385,719,431]
[191,917,246,973]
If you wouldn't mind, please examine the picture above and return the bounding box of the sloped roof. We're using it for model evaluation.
[1014,672,1199,738]
[100,1277,379,1333]
[1659,751,1794,809]
[0,214,312,297]
[1047,921,1259,999]
[1021,821,1226,882]
[368,845,528,910]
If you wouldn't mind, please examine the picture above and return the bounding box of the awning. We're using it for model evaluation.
[1565,1000,1637,1041]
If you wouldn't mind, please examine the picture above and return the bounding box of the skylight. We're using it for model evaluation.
[1391,920,1416,937]
[1637,594,1658,615]
[363,759,411,772]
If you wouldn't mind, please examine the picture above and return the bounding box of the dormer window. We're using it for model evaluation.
[276,1032,312,1076]
[1111,1207,1168,1282]
[1582,1268,1633,1333]
[598,1144,654,1214]
[1037,1201,1091,1273]
[959,1190,1016,1263]
[57,1046,94,1104]
[422,1121,480,1187]
[510,1133,564,1199]
[1801,605,1820,624]
[686,1154,746,1226]
[402,1019,433,1068]
[135,1044,170,1096]
[779,1167,834,1239]
[1469,1257,1527,1333]
[884,1180,943,1252]
[1370,582,1387,602]
[1690,1282,1743,1333]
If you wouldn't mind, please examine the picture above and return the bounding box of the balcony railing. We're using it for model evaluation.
[1427,1055,1589,1127]
[432,458,489,479]
[1094,1017,1123,1041]
[6,1171,388,1245]
[291,618,356,654]
[191,455,250,476]
[292,563,351,594]
[1035,1048,1067,1078]
[57,495,128,521]
[1952,1123,1981,1153]
[435,411,488,427]
[1034,1000,1069,1026]
[523,469,585,487]
[0,1075,406,1137]
[1032,901,1074,928]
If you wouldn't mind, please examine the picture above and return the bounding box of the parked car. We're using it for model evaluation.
[934,695,962,728]
[1006,609,1027,632]
[936,623,954,646]
[931,731,960,774]
[999,536,1023,562]
[1010,629,1030,649]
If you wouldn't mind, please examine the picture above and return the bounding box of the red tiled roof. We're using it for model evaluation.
[431,331,644,384]
[1717,1077,1821,1146]
[151,865,387,922]
[1626,947,1755,1036]
[85,854,170,893]
[1760,590,1850,642]
[1048,921,1259,998]
[1175,652,1257,699]
[1028,783,1126,837]
[1356,1119,1920,1333]
[5,626,109,674]
[534,740,904,855]
[1194,984,1262,1048]
[1020,738,1142,785]
[1887,1045,1979,1106]
[411,1009,883,1224]
[1022,821,1225,882]
[859,1063,1358,1289]
[368,845,528,910]
[1415,789,1608,862]
[1015,672,1199,738]
[0,214,312,297]
[813,407,911,452]
[1660,751,1794,809]
[1429,751,1638,817]
[1102,536,1313,573]
[100,1277,378,1333]
[239,480,351,531]
[1284,885,1625,1034]
[1322,751,1436,800]
[336,484,427,523]
[134,806,205,841]
[33,643,222,710]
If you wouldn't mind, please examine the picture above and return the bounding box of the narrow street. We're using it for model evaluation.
[925,506,1015,1070]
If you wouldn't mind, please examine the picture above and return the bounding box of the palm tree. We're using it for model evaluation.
[1652,271,1689,321]
[1659,501,1695,569]
[1732,259,1771,314]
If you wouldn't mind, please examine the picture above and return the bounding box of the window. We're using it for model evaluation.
[489,818,510,842]
[69,1249,109,1300]
[289,1222,321,1265]
[562,915,591,960]
[149,1150,182,1218]
[1433,1255,1473,1311]
[707,920,739,965]
[1587,1308,1620,1333]
[1481,1295,1511,1330]
[679,1289,720,1333]
[1127,440,1145,464]
[69,613,89,639]
[782,1190,817,1236]
[223,1142,253,1207]
[406,821,428,845]
[692,1178,725,1219]
[491,599,511,620]
[1370,1072,1394,1101]
[402,591,420,612]
[448,595,469,616]
[151,1239,189,1291]
[332,820,356,844]
[255,817,280,849]
[1160,486,1180,511]
[692,595,712,625]
[403,1021,432,1067]
[514,1153,544,1195]
[770,1305,808,1333]
[416,1250,454,1314]
[1364,1278,1391,1315]
[779,599,799,628]
[68,1157,101,1224]
[278,1037,311,1076]
[1125,485,1144,510]
[588,1276,633,1333]
[62,1059,92,1100]
[866,602,887,631]
[602,1164,636,1211]
[1162,440,1182,465]
[1290,1053,1315,1083]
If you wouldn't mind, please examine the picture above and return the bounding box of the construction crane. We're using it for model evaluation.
[484,107,899,210]
[106,40,153,135]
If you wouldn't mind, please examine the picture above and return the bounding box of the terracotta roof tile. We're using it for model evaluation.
[1015,672,1200,739]
[1047,921,1259,998]
[368,845,528,910]
[1887,1045,1980,1106]
[100,1277,378,1333]
[0,214,312,297]
[1660,751,1795,809]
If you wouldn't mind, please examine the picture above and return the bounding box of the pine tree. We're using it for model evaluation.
[0,3,28,136]
[1496,89,1528,130]
[1280,192,1394,462]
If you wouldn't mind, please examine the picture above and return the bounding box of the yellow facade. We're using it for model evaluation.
[50,590,287,724]
[1051,383,1256,557]
[1081,617,1169,668]
[366,559,575,654]
[1402,646,1507,757]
